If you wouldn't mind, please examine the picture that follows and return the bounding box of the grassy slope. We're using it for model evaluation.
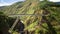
[0,1,60,34]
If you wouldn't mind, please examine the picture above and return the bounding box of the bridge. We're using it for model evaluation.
[8,14,45,17]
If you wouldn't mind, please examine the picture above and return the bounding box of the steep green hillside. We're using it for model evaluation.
[0,0,60,34]
[0,1,24,14]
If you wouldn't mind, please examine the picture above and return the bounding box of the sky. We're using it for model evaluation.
[0,0,24,6]
[50,0,60,2]
[0,0,60,6]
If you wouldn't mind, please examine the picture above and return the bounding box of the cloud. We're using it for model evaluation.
[0,0,24,6]
[49,0,60,2]
[0,3,12,6]
[0,2,13,6]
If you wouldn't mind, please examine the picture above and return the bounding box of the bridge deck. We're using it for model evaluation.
[8,14,45,17]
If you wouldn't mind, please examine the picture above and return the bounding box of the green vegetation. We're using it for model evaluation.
[0,0,60,34]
